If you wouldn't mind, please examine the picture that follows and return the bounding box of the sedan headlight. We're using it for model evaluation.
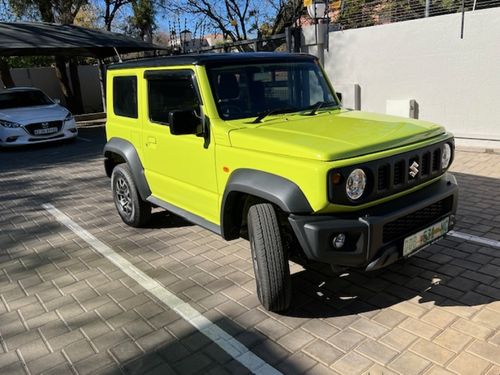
[0,119,21,128]
[441,143,452,169]
[64,112,74,122]
[346,168,366,200]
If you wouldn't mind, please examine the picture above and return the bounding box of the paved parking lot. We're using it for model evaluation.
[0,125,499,375]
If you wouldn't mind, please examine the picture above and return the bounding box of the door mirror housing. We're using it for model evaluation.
[168,109,203,136]
[53,98,61,104]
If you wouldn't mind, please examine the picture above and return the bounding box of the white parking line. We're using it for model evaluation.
[42,203,281,375]
[449,230,500,248]
[77,136,92,142]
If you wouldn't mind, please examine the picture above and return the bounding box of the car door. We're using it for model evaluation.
[141,68,219,225]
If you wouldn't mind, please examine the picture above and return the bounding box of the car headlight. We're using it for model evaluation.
[0,119,21,128]
[441,143,452,169]
[346,168,366,200]
[64,113,74,122]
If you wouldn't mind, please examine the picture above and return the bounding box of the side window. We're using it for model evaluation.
[147,73,200,125]
[113,76,138,118]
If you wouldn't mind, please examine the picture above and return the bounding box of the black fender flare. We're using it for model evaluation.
[220,169,313,240]
[103,138,151,200]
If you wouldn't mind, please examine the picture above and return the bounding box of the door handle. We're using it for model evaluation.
[146,136,157,145]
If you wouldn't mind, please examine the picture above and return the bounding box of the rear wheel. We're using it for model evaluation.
[248,203,291,312]
[111,164,151,227]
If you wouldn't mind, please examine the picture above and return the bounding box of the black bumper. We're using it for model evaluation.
[288,173,458,271]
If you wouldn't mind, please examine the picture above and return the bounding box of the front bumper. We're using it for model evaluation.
[0,119,78,147]
[289,173,458,271]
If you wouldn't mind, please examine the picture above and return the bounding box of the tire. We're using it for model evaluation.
[247,203,291,312]
[111,164,151,227]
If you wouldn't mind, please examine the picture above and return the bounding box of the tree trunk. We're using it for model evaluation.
[0,58,15,88]
[54,56,75,112]
[69,58,84,114]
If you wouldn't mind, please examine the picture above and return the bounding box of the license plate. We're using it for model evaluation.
[403,217,450,257]
[34,127,58,135]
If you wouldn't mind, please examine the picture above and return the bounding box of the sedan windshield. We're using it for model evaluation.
[207,61,338,121]
[0,90,53,109]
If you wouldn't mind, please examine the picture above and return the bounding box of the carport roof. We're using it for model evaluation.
[0,22,164,58]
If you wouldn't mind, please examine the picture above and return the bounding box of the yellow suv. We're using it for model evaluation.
[104,53,458,312]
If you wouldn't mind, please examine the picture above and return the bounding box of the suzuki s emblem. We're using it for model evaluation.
[409,161,419,178]
[41,122,49,128]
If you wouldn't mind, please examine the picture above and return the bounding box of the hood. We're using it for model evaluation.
[0,104,69,125]
[228,110,446,161]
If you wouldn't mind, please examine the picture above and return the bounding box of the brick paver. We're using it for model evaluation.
[0,126,499,374]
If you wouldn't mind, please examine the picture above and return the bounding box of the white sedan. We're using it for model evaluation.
[0,87,78,147]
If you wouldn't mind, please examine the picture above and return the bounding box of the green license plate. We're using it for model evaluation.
[403,217,450,257]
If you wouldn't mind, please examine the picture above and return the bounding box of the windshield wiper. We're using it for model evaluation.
[307,101,339,116]
[252,107,300,123]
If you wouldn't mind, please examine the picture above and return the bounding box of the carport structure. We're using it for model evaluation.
[0,22,164,112]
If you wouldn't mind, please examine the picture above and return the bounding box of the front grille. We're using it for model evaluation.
[24,120,63,136]
[328,139,454,206]
[382,196,453,243]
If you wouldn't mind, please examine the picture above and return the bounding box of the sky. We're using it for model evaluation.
[0,0,270,39]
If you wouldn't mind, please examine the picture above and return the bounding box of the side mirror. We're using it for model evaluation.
[168,109,202,136]
[53,98,61,104]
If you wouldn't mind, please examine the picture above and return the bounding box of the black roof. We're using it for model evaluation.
[107,52,317,70]
[0,22,164,58]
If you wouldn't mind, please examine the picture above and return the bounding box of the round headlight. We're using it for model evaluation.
[442,143,452,169]
[346,169,366,200]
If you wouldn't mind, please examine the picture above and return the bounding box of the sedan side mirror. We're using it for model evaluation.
[53,98,61,104]
[168,109,203,136]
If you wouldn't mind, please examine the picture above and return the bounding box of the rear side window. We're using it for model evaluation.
[147,71,200,125]
[113,76,138,118]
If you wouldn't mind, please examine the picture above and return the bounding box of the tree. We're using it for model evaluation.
[103,0,130,31]
[0,58,15,88]
[180,0,255,43]
[175,0,303,51]
[74,2,100,29]
[7,0,88,112]
[130,0,155,42]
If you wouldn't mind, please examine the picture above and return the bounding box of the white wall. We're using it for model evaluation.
[308,8,500,140]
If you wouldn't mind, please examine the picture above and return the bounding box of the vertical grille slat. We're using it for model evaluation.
[421,152,431,176]
[393,160,405,186]
[377,165,389,191]
[432,149,441,172]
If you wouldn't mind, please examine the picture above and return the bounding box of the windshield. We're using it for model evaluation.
[207,61,338,120]
[0,90,53,109]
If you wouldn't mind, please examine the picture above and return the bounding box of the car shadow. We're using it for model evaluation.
[145,211,194,230]
[281,234,497,319]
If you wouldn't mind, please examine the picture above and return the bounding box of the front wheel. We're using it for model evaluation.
[111,164,151,227]
[248,203,291,312]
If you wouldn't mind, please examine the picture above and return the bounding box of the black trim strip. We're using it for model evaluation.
[147,196,221,235]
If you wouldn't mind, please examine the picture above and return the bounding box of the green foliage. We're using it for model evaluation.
[1,56,55,68]
[129,0,155,40]
[7,0,88,23]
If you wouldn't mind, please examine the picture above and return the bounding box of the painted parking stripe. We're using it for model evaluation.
[449,230,500,248]
[42,203,282,375]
